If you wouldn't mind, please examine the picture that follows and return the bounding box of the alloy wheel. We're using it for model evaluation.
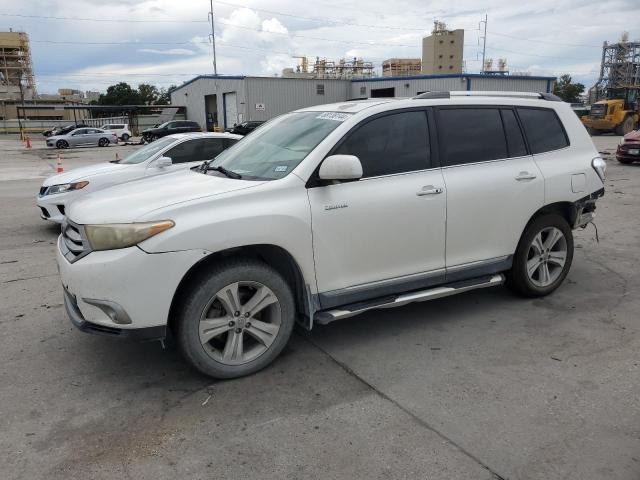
[198,281,282,366]
[526,226,568,287]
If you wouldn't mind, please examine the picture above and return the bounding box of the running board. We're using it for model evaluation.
[315,274,505,325]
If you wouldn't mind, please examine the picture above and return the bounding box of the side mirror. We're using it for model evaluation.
[155,156,173,168]
[319,155,363,181]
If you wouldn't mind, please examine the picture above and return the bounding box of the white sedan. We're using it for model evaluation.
[37,132,241,223]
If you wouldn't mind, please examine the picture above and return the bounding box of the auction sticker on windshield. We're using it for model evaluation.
[316,112,351,122]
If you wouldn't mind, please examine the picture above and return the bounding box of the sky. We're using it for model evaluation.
[1,0,638,95]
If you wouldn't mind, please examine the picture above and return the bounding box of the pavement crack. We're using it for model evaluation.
[2,273,58,284]
[302,334,508,480]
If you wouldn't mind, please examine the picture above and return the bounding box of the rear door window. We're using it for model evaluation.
[165,139,206,164]
[202,138,227,158]
[437,108,507,166]
[334,110,431,177]
[500,109,528,157]
[516,107,569,154]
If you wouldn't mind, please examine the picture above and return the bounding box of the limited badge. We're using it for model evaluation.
[274,166,288,172]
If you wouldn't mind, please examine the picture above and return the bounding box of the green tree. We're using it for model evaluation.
[137,83,159,105]
[553,74,585,103]
[98,82,142,105]
[154,85,175,105]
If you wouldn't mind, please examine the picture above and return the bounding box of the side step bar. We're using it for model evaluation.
[315,274,505,325]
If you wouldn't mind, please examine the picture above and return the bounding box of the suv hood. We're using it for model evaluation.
[68,169,266,224]
[42,162,130,186]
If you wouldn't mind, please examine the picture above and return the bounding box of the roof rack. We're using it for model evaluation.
[413,91,562,102]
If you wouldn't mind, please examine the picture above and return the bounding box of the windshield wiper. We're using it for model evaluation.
[202,164,242,179]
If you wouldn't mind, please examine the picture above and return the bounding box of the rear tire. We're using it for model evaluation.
[586,127,600,136]
[507,214,574,297]
[176,259,295,379]
[121,134,130,141]
[615,116,634,136]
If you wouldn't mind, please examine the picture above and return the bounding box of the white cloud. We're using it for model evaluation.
[262,18,288,34]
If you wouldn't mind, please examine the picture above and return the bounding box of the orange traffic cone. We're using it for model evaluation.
[24,134,31,149]
[56,153,64,173]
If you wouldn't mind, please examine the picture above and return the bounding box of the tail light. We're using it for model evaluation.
[591,157,606,183]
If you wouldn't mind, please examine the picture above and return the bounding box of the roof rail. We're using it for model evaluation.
[413,91,563,101]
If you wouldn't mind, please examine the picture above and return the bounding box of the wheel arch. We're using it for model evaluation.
[526,201,577,230]
[168,244,315,336]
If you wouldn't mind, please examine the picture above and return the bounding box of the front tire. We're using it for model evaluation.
[507,214,574,297]
[176,259,295,379]
[56,140,69,149]
[586,127,600,136]
[98,138,109,147]
[615,116,634,136]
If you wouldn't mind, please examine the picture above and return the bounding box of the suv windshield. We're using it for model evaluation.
[210,111,351,180]
[116,136,175,164]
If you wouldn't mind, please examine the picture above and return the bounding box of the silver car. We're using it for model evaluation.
[46,128,119,149]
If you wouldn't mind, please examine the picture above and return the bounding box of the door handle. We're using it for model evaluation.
[515,171,537,181]
[416,185,444,196]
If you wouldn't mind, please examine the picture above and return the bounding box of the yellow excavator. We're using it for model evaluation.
[581,87,640,136]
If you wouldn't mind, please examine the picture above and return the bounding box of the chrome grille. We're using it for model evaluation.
[60,220,91,263]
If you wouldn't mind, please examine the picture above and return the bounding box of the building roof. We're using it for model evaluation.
[170,72,557,94]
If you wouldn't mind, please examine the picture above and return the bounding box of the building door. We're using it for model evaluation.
[224,92,238,129]
[370,87,395,97]
[205,94,217,131]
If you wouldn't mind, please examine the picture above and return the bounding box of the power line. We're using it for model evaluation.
[488,31,601,49]
[215,0,431,31]
[0,12,207,23]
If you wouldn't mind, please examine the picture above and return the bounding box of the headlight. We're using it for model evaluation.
[46,181,89,195]
[85,220,175,251]
[591,157,607,183]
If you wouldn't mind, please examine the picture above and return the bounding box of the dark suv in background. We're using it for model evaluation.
[225,121,265,135]
[142,120,202,142]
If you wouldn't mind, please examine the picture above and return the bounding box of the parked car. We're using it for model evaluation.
[43,124,88,137]
[38,132,241,223]
[101,123,132,141]
[141,120,202,142]
[46,127,118,149]
[57,92,605,379]
[225,121,265,135]
[616,129,640,164]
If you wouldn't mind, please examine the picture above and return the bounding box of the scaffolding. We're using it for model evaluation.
[283,56,375,79]
[592,33,640,101]
[0,31,36,100]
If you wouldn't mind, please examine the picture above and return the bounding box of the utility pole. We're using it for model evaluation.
[17,73,25,140]
[209,0,218,76]
[480,14,488,73]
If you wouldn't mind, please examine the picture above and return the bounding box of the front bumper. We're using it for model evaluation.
[36,191,80,223]
[57,235,207,332]
[616,145,640,162]
[582,117,616,130]
[63,287,166,341]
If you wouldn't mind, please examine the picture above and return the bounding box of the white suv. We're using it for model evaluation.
[57,92,606,379]
[101,123,132,141]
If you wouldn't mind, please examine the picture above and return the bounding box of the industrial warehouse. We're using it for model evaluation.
[170,72,556,130]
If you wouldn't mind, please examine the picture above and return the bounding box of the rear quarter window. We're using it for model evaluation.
[517,107,569,154]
